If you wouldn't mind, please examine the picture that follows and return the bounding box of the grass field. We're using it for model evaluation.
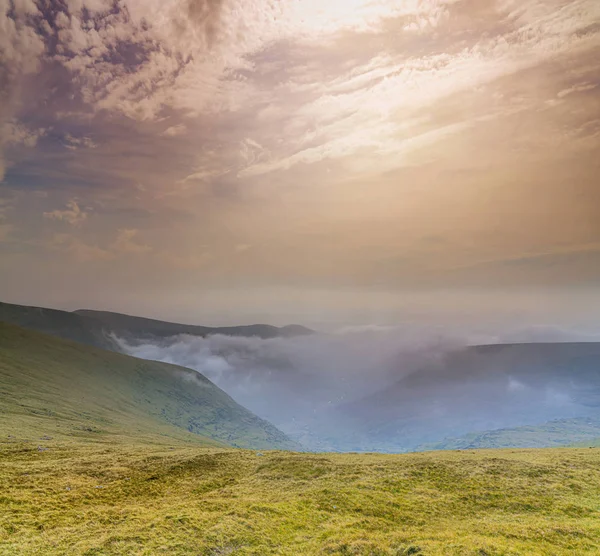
[1,438,600,555]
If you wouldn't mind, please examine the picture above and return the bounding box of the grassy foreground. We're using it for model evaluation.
[2,440,600,555]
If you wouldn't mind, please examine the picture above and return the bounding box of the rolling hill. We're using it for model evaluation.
[0,321,298,450]
[0,301,313,354]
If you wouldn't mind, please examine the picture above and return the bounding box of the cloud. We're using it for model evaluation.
[117,326,462,429]
[119,322,600,450]
[63,133,97,150]
[43,200,90,226]
[0,1,46,179]
[157,250,212,269]
[44,227,152,262]
[557,83,598,98]
[182,168,227,183]
[49,232,113,262]
[238,0,600,178]
[1,0,599,304]
[112,228,152,254]
[161,124,187,137]
[0,122,47,181]
[3,121,46,148]
[0,194,15,242]
[238,119,473,177]
[0,195,14,217]
[0,222,14,242]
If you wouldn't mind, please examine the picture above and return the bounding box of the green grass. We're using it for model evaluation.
[0,322,297,450]
[1,440,600,554]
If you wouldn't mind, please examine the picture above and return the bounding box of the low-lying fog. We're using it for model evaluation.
[117,324,600,451]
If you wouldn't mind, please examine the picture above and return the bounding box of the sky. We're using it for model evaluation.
[0,0,599,328]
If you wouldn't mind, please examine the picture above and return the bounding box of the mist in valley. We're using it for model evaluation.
[118,324,600,452]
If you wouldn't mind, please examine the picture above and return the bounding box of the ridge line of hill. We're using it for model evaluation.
[0,300,313,353]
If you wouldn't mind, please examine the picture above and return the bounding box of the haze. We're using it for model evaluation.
[110,317,600,450]
[1,0,599,328]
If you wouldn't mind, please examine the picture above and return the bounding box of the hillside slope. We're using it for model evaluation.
[0,322,297,450]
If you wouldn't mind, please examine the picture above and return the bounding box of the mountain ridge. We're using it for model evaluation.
[0,301,313,354]
[75,308,314,341]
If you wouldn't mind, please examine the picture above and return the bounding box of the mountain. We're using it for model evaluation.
[0,321,298,450]
[0,301,313,353]
[327,342,600,452]
[74,308,314,341]
[417,417,600,451]
[5,299,600,453]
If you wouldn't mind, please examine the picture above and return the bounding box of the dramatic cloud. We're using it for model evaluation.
[0,0,599,322]
[112,228,151,254]
[62,133,97,150]
[44,199,89,226]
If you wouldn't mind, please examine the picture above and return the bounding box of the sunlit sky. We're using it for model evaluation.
[1,0,599,327]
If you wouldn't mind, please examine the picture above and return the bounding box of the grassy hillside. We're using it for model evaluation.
[0,322,297,450]
[1,440,600,555]
[419,418,600,451]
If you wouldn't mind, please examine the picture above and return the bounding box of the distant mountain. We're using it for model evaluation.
[0,301,313,353]
[75,309,314,342]
[0,321,299,450]
[327,342,600,452]
[417,417,600,451]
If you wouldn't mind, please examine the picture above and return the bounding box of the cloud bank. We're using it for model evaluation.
[119,324,600,451]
